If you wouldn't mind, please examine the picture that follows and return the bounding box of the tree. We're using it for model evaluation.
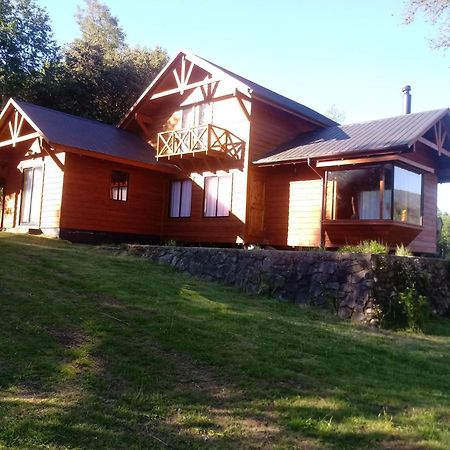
[61,0,169,124]
[325,104,346,124]
[438,210,450,258]
[0,0,60,104]
[404,0,450,49]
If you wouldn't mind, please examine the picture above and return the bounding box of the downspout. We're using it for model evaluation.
[307,158,325,248]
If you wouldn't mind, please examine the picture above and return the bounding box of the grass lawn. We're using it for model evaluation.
[0,233,449,449]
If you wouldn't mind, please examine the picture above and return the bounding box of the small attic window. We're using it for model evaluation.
[111,170,128,202]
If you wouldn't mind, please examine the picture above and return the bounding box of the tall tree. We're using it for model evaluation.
[62,0,168,124]
[404,0,450,49]
[0,0,60,104]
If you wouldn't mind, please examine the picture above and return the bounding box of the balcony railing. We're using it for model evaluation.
[156,124,245,160]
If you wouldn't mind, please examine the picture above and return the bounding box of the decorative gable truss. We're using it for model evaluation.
[120,51,251,161]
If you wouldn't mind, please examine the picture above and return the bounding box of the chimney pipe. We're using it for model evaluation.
[402,85,411,114]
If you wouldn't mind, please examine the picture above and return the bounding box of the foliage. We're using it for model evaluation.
[338,240,388,254]
[59,0,169,124]
[0,233,450,448]
[0,0,60,104]
[403,0,450,49]
[395,243,413,256]
[325,103,346,124]
[0,0,168,124]
[438,210,450,258]
[398,287,429,331]
[375,257,430,331]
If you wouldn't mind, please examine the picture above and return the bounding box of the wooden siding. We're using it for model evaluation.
[60,153,167,236]
[161,165,247,244]
[40,153,65,232]
[262,165,323,247]
[249,100,317,163]
[0,144,64,234]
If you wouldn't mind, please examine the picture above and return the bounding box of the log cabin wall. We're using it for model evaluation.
[60,153,167,237]
[261,164,323,247]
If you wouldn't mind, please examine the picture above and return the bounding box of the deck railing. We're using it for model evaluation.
[156,124,244,159]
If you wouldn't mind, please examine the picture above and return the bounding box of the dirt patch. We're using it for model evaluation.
[45,327,85,349]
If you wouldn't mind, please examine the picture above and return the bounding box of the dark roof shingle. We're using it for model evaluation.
[254,109,449,164]
[15,100,158,166]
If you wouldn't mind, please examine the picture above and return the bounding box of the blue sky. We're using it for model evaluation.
[38,0,450,212]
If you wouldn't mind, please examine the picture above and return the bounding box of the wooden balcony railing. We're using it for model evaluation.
[156,124,245,160]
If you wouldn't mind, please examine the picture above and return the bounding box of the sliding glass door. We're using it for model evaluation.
[20,167,43,225]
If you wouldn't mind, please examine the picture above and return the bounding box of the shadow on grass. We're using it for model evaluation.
[0,234,449,449]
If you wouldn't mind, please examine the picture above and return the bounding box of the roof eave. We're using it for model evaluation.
[253,145,410,166]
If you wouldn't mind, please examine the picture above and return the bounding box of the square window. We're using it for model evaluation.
[204,175,232,217]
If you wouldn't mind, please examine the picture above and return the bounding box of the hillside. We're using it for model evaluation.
[0,234,449,449]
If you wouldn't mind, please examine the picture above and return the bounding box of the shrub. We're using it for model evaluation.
[395,244,413,257]
[398,288,428,332]
[339,240,388,254]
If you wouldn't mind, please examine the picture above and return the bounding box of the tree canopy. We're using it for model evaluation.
[0,0,168,124]
[0,0,59,104]
[404,0,450,49]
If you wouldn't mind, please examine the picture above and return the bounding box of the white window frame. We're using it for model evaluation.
[204,174,232,218]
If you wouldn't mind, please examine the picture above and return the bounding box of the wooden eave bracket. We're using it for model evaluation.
[416,118,450,158]
[41,140,65,171]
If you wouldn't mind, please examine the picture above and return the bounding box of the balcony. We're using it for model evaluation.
[156,124,245,160]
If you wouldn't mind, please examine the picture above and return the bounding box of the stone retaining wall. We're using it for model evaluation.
[125,245,450,323]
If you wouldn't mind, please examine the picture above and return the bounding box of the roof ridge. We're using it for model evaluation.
[338,108,449,128]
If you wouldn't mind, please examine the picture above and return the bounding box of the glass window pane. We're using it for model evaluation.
[170,181,181,217]
[29,167,42,224]
[326,167,382,220]
[204,176,218,217]
[393,166,422,225]
[180,180,192,217]
[216,175,232,216]
[21,168,33,224]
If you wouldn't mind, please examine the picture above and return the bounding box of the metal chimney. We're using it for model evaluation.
[402,85,411,114]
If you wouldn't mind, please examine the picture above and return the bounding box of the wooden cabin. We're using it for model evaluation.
[0,50,449,254]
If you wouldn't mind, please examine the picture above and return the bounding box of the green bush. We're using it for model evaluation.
[338,240,388,254]
[395,243,412,257]
[398,288,428,332]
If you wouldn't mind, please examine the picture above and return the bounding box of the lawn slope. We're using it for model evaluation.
[0,234,449,449]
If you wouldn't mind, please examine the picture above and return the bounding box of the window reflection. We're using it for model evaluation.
[325,164,422,225]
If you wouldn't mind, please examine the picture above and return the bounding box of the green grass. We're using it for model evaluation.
[0,233,449,449]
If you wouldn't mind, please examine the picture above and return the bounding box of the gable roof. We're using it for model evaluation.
[254,108,450,165]
[2,99,171,170]
[119,50,337,128]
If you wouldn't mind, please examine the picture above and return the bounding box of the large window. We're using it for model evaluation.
[169,179,192,218]
[20,166,43,225]
[111,171,128,202]
[325,164,422,225]
[204,175,232,217]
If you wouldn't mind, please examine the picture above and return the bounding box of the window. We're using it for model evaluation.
[393,166,422,225]
[204,175,232,217]
[169,179,192,218]
[20,166,43,225]
[325,164,422,225]
[181,103,212,129]
[111,171,128,201]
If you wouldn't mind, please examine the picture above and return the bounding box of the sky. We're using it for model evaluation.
[37,0,450,212]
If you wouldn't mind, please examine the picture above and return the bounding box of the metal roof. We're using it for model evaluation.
[119,50,338,128]
[194,54,338,127]
[254,108,450,164]
[13,100,159,166]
